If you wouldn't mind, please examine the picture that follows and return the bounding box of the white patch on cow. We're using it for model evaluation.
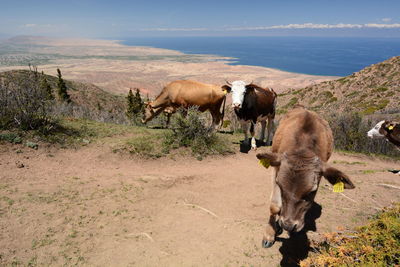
[231,80,247,108]
[367,120,385,138]
[251,137,256,149]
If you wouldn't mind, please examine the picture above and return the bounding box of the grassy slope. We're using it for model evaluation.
[0,69,126,115]
[278,56,400,116]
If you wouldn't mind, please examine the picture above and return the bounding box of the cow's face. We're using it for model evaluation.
[142,102,154,124]
[367,120,386,138]
[230,80,247,109]
[257,152,354,233]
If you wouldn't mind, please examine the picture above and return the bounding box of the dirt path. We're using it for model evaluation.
[1,143,399,266]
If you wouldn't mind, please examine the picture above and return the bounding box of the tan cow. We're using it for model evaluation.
[142,80,228,129]
[256,106,355,248]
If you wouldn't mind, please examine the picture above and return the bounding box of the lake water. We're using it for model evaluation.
[122,36,400,76]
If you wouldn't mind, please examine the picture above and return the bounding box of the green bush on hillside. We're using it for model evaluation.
[0,70,56,132]
[163,107,232,159]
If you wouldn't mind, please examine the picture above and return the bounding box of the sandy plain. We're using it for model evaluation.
[0,37,337,95]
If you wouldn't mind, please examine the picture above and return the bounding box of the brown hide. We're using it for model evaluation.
[272,106,333,160]
[142,80,226,125]
[256,106,354,248]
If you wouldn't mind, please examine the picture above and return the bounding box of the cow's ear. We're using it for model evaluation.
[385,121,400,132]
[322,164,355,189]
[222,85,231,93]
[256,152,281,166]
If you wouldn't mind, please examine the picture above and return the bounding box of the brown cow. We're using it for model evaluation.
[367,120,400,150]
[224,80,277,149]
[256,106,355,248]
[142,80,228,129]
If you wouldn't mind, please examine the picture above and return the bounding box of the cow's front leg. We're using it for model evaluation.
[259,120,266,145]
[263,202,281,248]
[240,120,249,145]
[263,168,282,248]
[209,109,222,132]
[250,122,257,149]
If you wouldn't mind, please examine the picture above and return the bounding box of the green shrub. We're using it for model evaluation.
[126,135,162,158]
[0,132,22,144]
[163,107,232,159]
[0,70,56,132]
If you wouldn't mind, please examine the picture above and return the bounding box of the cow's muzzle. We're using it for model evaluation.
[232,103,241,109]
[279,219,299,233]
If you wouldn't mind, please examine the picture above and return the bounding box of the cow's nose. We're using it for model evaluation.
[232,103,241,109]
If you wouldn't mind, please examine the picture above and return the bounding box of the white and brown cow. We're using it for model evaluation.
[367,120,400,150]
[142,80,228,129]
[256,106,355,248]
[225,81,277,149]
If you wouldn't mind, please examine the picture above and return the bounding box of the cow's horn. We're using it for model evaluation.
[225,80,232,86]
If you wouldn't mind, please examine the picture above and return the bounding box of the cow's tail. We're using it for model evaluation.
[220,95,227,127]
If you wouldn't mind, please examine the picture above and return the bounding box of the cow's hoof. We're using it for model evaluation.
[262,239,274,248]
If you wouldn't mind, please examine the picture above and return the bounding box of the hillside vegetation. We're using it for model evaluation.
[278,56,400,116]
[301,203,400,267]
[0,70,126,122]
[0,69,235,158]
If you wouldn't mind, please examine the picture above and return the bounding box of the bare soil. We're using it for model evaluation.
[1,142,399,266]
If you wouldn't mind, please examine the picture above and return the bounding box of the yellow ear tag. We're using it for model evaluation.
[388,125,394,130]
[333,181,344,193]
[258,158,270,169]
[223,89,227,95]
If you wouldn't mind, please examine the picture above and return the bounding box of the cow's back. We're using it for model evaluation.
[164,80,222,107]
[272,107,333,162]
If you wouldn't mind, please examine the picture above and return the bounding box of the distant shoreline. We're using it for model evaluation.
[0,36,338,94]
[119,36,400,76]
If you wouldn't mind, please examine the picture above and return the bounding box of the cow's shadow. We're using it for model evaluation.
[239,138,271,153]
[275,202,322,267]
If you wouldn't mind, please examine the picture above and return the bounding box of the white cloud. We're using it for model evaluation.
[22,24,37,28]
[227,23,400,31]
[140,27,209,32]
[381,18,392,22]
[138,23,400,33]
[366,23,400,28]
[20,23,55,28]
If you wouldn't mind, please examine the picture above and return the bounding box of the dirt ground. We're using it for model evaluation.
[1,140,399,266]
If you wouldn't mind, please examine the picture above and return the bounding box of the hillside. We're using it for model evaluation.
[278,56,400,116]
[0,69,126,120]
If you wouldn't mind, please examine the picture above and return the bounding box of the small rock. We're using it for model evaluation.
[16,161,24,168]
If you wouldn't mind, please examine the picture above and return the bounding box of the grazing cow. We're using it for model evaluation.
[224,81,277,149]
[367,120,400,150]
[256,106,355,248]
[142,80,228,129]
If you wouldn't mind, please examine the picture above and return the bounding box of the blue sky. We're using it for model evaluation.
[1,0,400,38]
